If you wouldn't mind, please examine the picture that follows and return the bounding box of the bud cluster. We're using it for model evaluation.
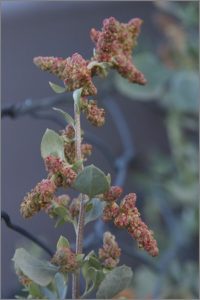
[44,155,77,188]
[103,186,123,202]
[98,231,121,269]
[90,17,146,85]
[62,53,97,96]
[51,246,79,273]
[34,53,97,97]
[15,268,32,287]
[81,99,105,127]
[33,56,66,80]
[103,192,159,257]
[20,179,56,218]
[102,186,121,221]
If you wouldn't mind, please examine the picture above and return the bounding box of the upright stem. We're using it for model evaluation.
[72,101,85,299]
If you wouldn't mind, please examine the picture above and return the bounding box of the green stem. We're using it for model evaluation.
[72,100,85,299]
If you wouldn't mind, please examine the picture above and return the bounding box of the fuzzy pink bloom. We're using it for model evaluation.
[44,155,63,174]
[103,186,123,202]
[44,155,77,188]
[120,193,137,211]
[62,53,97,96]
[116,193,159,257]
[99,231,121,269]
[51,247,79,272]
[90,17,146,85]
[34,53,97,96]
[85,101,105,127]
[20,179,56,218]
[36,179,56,196]
[102,202,120,221]
[33,56,66,80]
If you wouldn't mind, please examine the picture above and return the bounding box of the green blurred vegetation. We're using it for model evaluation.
[114,2,199,299]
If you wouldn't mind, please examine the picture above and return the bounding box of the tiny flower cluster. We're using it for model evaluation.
[62,53,97,96]
[102,186,122,221]
[20,179,56,218]
[45,155,77,188]
[51,246,79,273]
[98,232,121,269]
[103,191,159,257]
[34,53,96,97]
[81,99,105,127]
[91,17,146,85]
[15,268,32,287]
[33,56,66,80]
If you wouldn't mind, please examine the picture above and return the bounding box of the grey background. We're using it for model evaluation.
[1,1,168,298]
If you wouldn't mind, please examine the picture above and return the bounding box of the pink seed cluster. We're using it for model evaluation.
[33,56,66,80]
[98,231,121,269]
[62,53,97,96]
[91,17,146,85]
[81,98,105,127]
[34,53,96,97]
[103,186,123,202]
[51,247,79,273]
[44,155,77,188]
[20,179,56,218]
[103,192,159,257]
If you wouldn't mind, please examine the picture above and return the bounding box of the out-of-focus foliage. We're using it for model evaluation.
[114,1,199,299]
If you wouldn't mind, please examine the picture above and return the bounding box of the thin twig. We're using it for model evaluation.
[1,211,53,256]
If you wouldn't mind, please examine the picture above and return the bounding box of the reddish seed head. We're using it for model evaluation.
[90,17,146,85]
[103,186,123,202]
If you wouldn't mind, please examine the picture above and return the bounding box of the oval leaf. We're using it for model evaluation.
[162,71,199,113]
[57,236,70,249]
[72,165,109,198]
[49,81,66,94]
[53,107,75,126]
[13,248,59,287]
[96,265,133,299]
[41,128,65,160]
[84,198,106,225]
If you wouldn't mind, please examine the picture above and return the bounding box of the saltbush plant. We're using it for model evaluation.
[13,17,159,299]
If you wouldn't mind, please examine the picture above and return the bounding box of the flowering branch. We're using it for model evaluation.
[12,17,159,300]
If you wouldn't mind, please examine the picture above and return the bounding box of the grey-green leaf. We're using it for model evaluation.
[55,273,68,300]
[161,71,199,113]
[57,236,70,249]
[49,81,66,94]
[13,248,59,287]
[72,164,109,198]
[96,265,133,299]
[84,198,106,225]
[41,128,65,160]
[53,107,75,126]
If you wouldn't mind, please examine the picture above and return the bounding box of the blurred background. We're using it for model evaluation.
[1,1,199,299]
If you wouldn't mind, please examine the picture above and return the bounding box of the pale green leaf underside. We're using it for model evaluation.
[13,248,59,287]
[41,128,65,160]
[84,198,106,225]
[96,265,133,299]
[53,107,75,126]
[49,81,66,94]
